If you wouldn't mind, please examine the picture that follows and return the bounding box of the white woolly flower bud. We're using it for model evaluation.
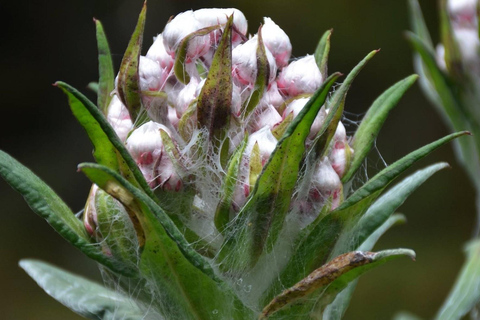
[310,157,343,210]
[448,0,478,27]
[176,77,201,117]
[436,44,448,71]
[146,34,175,71]
[260,81,284,110]
[262,17,292,68]
[232,35,277,88]
[453,28,480,65]
[162,10,210,61]
[250,104,282,132]
[139,56,164,92]
[283,97,327,139]
[245,126,278,164]
[126,121,181,190]
[277,55,323,97]
[194,8,248,45]
[107,95,133,142]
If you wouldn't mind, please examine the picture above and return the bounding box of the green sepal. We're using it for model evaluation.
[19,260,145,320]
[214,136,248,233]
[271,112,294,139]
[87,82,99,94]
[314,29,332,78]
[260,249,415,319]
[344,74,419,182]
[436,239,480,320]
[79,163,254,319]
[116,2,146,121]
[174,25,221,85]
[0,151,136,276]
[196,15,233,143]
[244,25,269,117]
[178,99,197,141]
[218,72,341,272]
[94,18,115,114]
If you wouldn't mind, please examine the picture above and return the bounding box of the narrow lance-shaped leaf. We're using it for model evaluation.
[174,25,221,84]
[0,151,136,276]
[79,163,255,319]
[94,18,115,114]
[20,260,144,320]
[314,29,332,78]
[436,239,480,320]
[116,2,146,121]
[244,25,269,117]
[265,131,467,300]
[310,50,379,158]
[260,249,415,319]
[343,74,419,182]
[439,0,463,78]
[320,214,407,318]
[218,73,341,271]
[408,0,434,49]
[197,15,233,142]
[56,81,155,201]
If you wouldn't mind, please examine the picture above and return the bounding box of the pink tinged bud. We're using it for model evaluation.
[176,77,201,117]
[277,55,323,97]
[310,158,343,210]
[139,56,165,92]
[262,17,292,68]
[107,95,133,142]
[448,0,479,27]
[260,81,284,110]
[168,105,180,129]
[146,34,175,71]
[126,121,165,188]
[231,83,243,117]
[246,126,278,166]
[282,97,326,139]
[193,8,248,45]
[232,36,277,88]
[250,104,282,132]
[162,10,210,61]
[453,28,480,65]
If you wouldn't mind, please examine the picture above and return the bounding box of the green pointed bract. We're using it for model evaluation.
[94,19,115,114]
[174,25,221,85]
[439,0,463,79]
[314,29,332,78]
[244,26,269,117]
[0,151,136,277]
[219,72,341,272]
[344,74,419,182]
[116,2,146,122]
[260,249,415,319]
[196,15,233,142]
[214,137,248,233]
[78,163,254,319]
[19,260,145,320]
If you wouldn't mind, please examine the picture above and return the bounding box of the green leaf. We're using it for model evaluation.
[0,151,135,276]
[310,50,379,158]
[260,249,415,319]
[244,26,269,117]
[174,25,221,85]
[266,131,467,301]
[87,82,99,94]
[344,75,418,182]
[219,73,341,272]
[321,214,407,318]
[78,163,254,319]
[196,15,233,142]
[439,0,463,78]
[94,18,115,114]
[436,239,480,320]
[116,2,146,121]
[56,81,155,200]
[407,0,434,49]
[314,29,332,78]
[19,259,144,320]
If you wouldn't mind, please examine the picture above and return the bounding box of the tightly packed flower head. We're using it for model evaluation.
[93,7,354,237]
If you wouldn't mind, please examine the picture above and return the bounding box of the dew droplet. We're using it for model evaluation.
[212,309,218,314]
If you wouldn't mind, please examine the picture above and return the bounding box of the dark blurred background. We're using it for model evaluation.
[0,0,473,319]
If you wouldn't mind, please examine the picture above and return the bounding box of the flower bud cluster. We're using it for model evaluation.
[104,8,353,217]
